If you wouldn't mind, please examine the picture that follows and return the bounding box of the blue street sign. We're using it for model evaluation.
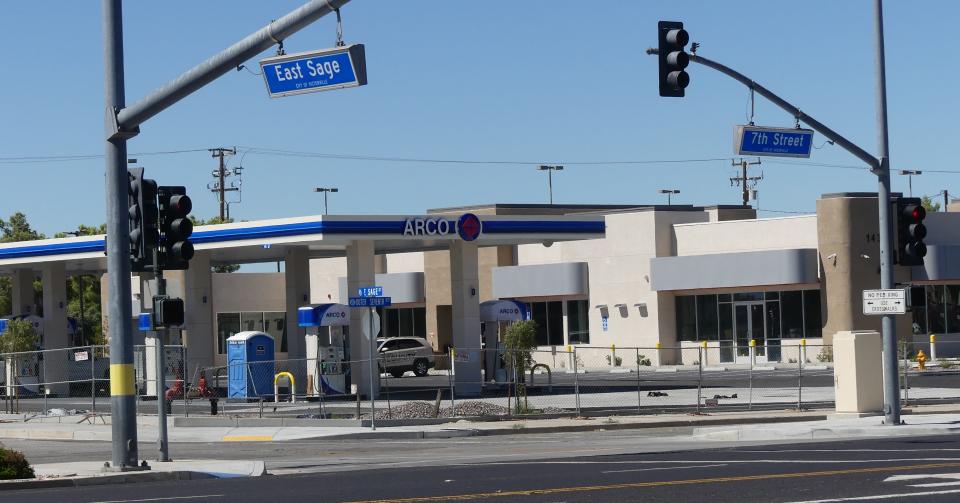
[358,286,383,297]
[259,44,367,98]
[349,296,392,308]
[734,125,815,158]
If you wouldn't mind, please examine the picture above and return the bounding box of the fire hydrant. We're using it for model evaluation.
[917,349,927,371]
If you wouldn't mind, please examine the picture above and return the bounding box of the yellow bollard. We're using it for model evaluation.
[930,334,938,361]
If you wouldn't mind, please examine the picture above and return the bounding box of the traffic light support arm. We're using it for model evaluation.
[115,0,351,132]
[645,48,881,174]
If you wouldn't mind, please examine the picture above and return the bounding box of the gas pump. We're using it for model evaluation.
[478,300,528,382]
[298,304,351,396]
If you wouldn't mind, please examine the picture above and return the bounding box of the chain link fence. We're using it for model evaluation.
[1,344,185,414]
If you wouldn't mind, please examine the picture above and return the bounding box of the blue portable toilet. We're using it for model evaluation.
[227,331,275,399]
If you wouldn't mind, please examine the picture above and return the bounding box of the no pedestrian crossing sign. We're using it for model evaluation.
[862,288,907,315]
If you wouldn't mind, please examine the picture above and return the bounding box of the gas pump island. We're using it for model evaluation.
[298,304,353,397]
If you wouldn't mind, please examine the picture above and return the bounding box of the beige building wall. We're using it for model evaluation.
[309,257,347,304]
[386,252,425,273]
[211,272,286,365]
[816,194,912,344]
[674,215,817,256]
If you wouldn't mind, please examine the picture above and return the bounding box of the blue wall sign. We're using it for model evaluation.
[260,44,367,98]
[348,296,392,308]
[735,125,814,158]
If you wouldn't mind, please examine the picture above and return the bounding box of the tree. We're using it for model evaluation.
[921,195,941,213]
[502,320,538,375]
[191,216,240,273]
[0,212,45,317]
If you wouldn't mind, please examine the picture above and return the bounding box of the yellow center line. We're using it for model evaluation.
[342,461,960,503]
[222,435,274,442]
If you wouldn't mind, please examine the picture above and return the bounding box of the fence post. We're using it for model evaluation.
[182,345,189,418]
[573,346,581,416]
[797,343,803,410]
[748,340,755,411]
[635,348,642,414]
[902,341,910,407]
[696,345,703,415]
[448,348,456,410]
[90,345,96,413]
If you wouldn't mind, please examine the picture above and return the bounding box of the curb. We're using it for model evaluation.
[0,470,217,491]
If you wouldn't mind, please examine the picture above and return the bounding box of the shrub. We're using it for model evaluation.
[0,448,35,480]
[503,320,538,374]
[817,347,834,363]
[605,355,623,367]
[637,354,652,366]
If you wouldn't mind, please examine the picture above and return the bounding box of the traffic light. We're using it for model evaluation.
[153,297,185,328]
[128,168,158,272]
[157,186,194,270]
[657,21,690,97]
[896,197,927,266]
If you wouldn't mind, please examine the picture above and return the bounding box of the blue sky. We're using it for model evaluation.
[0,1,957,236]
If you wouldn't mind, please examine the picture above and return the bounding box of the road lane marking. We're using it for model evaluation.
[91,496,225,503]
[784,488,960,502]
[468,457,960,466]
[341,462,960,503]
[602,463,728,474]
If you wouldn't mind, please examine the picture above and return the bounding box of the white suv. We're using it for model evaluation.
[377,337,435,378]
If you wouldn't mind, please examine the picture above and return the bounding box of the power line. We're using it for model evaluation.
[0,148,210,165]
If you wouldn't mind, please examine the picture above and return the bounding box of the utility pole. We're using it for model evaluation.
[102,0,350,470]
[209,148,236,221]
[730,158,762,206]
[944,190,950,211]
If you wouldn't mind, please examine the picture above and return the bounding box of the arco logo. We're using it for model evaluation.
[458,213,482,241]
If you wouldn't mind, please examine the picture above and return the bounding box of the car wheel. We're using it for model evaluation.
[390,370,405,379]
[413,359,429,377]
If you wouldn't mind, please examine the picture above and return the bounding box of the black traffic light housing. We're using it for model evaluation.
[153,296,185,328]
[158,186,194,270]
[657,21,690,97]
[896,197,927,266]
[128,168,159,272]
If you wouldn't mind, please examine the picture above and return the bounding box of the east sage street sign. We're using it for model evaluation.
[260,44,367,98]
[734,125,814,158]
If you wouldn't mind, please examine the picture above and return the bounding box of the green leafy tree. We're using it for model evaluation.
[921,195,941,213]
[1,318,40,400]
[54,225,106,345]
[0,213,45,316]
[191,216,240,273]
[502,320,538,374]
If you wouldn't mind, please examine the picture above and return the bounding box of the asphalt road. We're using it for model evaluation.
[7,434,960,502]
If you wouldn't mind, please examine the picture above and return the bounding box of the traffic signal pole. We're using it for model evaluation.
[102,0,351,469]
[648,0,901,425]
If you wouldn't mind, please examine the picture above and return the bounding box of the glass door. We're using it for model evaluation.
[734,302,765,360]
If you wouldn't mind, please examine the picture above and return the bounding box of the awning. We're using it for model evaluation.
[479,300,527,322]
[297,303,351,327]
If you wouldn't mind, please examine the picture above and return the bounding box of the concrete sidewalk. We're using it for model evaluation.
[0,459,265,491]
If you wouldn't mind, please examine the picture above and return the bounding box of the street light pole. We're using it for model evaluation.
[314,187,339,215]
[898,170,921,198]
[538,165,563,204]
[658,189,680,205]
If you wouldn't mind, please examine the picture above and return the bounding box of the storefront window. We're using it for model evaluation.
[946,286,960,334]
[696,295,718,341]
[803,290,822,339]
[527,302,564,346]
[780,291,804,338]
[928,286,946,334]
[567,300,590,344]
[262,312,286,353]
[734,292,764,302]
[676,296,697,342]
[911,286,927,334]
[765,299,781,339]
[216,313,240,354]
[719,303,733,341]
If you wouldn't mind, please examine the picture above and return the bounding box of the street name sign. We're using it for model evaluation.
[358,286,383,297]
[734,125,815,158]
[260,44,367,98]
[349,296,392,308]
[862,288,907,315]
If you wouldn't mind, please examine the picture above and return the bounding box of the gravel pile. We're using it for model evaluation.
[374,401,438,419]
[440,401,508,418]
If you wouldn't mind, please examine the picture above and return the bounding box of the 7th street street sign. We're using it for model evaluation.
[260,44,367,98]
[862,288,907,315]
[735,125,814,158]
